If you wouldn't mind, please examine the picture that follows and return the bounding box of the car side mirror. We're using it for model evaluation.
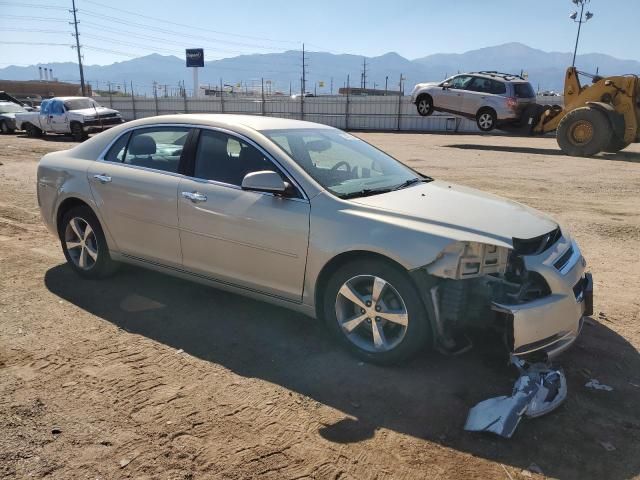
[442,82,452,90]
[241,170,287,194]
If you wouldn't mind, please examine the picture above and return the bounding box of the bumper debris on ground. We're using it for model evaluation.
[464,356,567,438]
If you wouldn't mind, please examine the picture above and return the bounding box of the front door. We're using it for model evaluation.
[88,126,191,266]
[178,129,310,301]
[438,75,472,113]
[49,100,68,133]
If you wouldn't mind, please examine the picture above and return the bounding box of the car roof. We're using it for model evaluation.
[50,96,91,102]
[122,114,335,132]
[468,71,527,82]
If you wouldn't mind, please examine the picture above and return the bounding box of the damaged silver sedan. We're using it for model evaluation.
[37,115,593,364]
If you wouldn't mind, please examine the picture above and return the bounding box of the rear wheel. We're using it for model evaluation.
[556,107,612,157]
[323,259,431,365]
[71,122,87,142]
[60,205,116,279]
[476,108,497,132]
[416,95,433,116]
[602,136,630,153]
[25,123,42,138]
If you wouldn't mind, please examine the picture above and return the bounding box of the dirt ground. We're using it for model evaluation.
[1,131,639,480]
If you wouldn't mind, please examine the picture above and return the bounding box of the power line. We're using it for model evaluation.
[79,9,290,52]
[81,0,299,46]
[0,1,67,9]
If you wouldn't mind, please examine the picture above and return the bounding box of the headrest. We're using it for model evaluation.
[129,135,156,156]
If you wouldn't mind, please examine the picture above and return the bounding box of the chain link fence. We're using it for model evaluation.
[95,92,564,133]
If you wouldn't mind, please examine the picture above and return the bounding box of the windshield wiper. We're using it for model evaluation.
[392,176,432,191]
[338,187,393,199]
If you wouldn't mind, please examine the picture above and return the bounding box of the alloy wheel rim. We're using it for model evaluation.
[64,217,98,270]
[335,275,409,353]
[419,100,430,113]
[479,113,493,129]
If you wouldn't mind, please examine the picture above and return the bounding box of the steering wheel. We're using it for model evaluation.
[331,161,351,172]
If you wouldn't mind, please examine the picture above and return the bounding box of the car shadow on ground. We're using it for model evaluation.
[44,263,640,480]
[445,143,640,162]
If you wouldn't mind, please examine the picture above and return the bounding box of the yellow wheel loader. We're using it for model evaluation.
[524,67,640,156]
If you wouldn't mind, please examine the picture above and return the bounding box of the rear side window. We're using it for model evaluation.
[490,80,507,94]
[122,127,189,173]
[514,83,535,98]
[104,132,131,162]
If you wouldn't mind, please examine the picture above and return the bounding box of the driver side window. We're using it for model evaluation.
[450,75,473,90]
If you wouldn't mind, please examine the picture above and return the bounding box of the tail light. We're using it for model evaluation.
[506,97,518,110]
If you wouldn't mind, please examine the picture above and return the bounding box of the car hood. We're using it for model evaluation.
[70,107,120,116]
[349,180,558,247]
[0,112,17,119]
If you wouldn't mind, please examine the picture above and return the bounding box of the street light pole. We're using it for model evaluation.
[570,0,594,67]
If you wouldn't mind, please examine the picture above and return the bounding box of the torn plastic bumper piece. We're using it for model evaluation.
[464,357,567,438]
[492,273,592,358]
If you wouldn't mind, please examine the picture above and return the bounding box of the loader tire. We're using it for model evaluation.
[602,136,630,153]
[556,107,612,157]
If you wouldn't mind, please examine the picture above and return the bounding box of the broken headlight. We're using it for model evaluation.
[427,242,510,280]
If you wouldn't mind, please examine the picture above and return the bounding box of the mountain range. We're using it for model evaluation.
[1,42,638,95]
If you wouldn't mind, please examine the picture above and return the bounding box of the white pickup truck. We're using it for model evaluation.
[15,96,124,141]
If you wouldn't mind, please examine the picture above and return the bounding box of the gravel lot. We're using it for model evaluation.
[1,131,639,480]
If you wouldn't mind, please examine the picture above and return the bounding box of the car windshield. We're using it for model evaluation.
[0,103,26,113]
[63,98,100,110]
[263,128,429,198]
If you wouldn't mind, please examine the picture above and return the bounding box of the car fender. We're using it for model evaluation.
[302,192,504,308]
[38,151,117,250]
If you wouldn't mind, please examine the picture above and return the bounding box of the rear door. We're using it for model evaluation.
[88,126,192,266]
[177,128,310,301]
[461,77,495,115]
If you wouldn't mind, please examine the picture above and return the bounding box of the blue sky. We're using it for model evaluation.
[1,0,638,66]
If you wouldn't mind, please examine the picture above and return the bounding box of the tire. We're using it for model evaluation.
[322,258,431,365]
[416,95,434,117]
[71,122,87,142]
[476,108,497,132]
[556,107,612,157]
[602,136,630,153]
[60,205,117,279]
[25,123,42,138]
[0,120,11,134]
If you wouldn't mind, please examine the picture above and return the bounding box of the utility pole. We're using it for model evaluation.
[70,0,86,96]
[361,57,368,89]
[570,0,594,67]
[385,75,388,96]
[300,43,307,119]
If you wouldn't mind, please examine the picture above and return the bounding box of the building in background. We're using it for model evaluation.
[0,80,91,106]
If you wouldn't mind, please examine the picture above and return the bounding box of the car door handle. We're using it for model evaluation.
[92,174,112,184]
[181,191,207,203]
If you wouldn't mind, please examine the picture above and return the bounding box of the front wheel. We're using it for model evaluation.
[556,107,612,157]
[60,205,117,279]
[416,95,434,116]
[323,259,431,365]
[476,109,497,132]
[71,122,88,142]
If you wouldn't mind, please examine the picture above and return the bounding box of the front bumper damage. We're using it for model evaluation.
[494,240,592,358]
[412,232,593,358]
